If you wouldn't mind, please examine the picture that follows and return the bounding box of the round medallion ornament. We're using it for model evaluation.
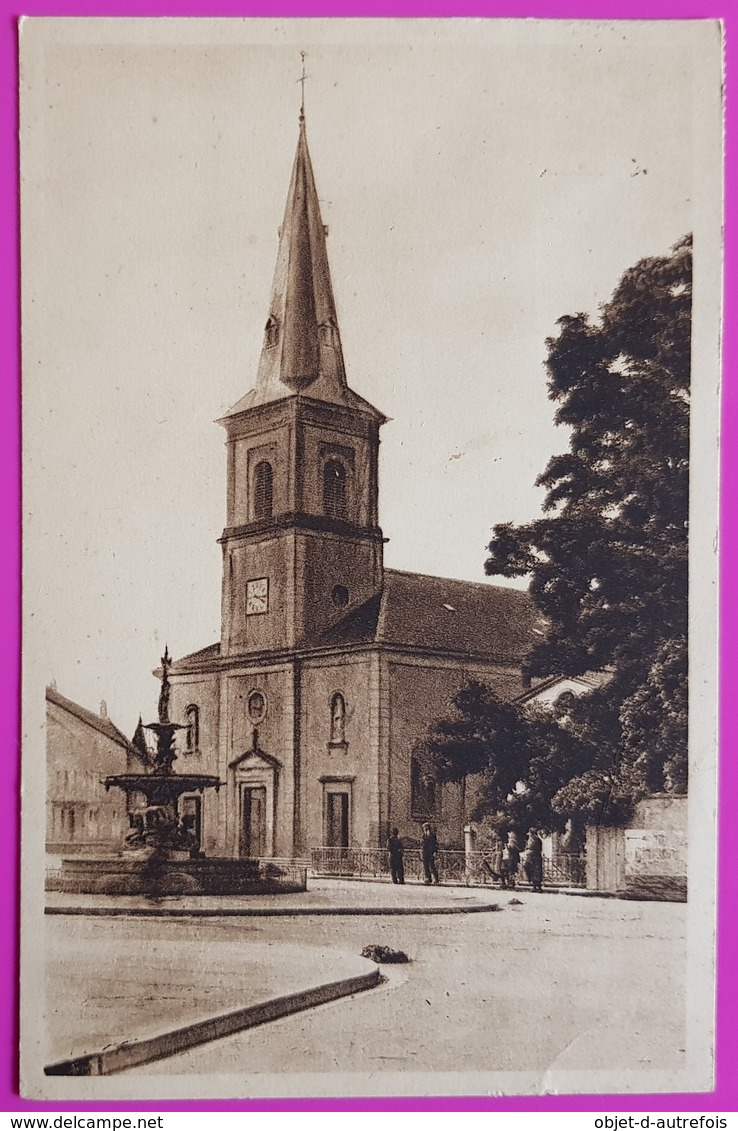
[247,690,267,724]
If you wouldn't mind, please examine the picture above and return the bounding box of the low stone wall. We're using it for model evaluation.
[585,794,687,900]
[623,796,687,901]
[47,855,307,897]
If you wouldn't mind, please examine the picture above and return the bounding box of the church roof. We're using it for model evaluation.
[169,642,221,666]
[46,686,132,750]
[322,569,539,661]
[222,115,383,422]
[170,570,537,669]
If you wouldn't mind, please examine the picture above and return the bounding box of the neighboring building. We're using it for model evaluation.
[46,686,136,854]
[516,672,611,710]
[163,111,540,857]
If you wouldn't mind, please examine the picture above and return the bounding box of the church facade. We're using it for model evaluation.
[166,113,538,858]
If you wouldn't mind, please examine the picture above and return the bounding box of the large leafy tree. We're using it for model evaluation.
[420,678,632,832]
[419,238,690,830]
[486,235,691,809]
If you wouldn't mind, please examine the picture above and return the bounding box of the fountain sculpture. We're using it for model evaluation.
[49,649,307,897]
[105,646,221,862]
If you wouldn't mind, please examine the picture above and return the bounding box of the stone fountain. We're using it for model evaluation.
[48,649,307,897]
[104,645,221,866]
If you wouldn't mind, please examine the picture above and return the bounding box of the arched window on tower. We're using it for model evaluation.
[329,692,346,748]
[323,460,347,519]
[253,461,273,520]
[185,704,200,752]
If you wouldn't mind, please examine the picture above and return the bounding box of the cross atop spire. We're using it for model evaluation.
[298,51,307,123]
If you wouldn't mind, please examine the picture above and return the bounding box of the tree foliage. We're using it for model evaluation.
[486,236,690,817]
[550,766,639,828]
[414,681,530,814]
[619,637,688,793]
[416,681,627,835]
[420,238,691,828]
[487,235,690,695]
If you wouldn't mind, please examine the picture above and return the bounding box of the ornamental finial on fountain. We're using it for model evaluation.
[158,644,172,725]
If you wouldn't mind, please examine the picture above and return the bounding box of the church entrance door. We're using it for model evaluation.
[240,785,267,858]
[325,791,350,848]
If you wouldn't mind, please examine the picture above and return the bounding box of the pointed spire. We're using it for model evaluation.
[252,113,347,399]
[221,97,386,425]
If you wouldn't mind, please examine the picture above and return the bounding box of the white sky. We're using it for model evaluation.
[21,18,707,734]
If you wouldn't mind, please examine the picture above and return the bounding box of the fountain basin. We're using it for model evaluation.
[47,855,308,897]
[104,772,222,804]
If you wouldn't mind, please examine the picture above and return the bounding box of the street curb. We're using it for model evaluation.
[44,968,380,1077]
[555,888,618,899]
[45,902,501,918]
[556,888,687,902]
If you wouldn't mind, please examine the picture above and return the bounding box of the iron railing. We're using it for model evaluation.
[310,846,587,887]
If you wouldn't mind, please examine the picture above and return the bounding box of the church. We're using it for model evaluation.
[165,108,538,859]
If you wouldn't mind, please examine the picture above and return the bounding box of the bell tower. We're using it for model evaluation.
[219,110,386,657]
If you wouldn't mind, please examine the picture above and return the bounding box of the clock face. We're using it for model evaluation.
[246,577,269,615]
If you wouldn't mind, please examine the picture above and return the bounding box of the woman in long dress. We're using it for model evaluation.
[523,828,544,892]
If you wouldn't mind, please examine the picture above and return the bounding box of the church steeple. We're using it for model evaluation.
[256,115,345,396]
[218,103,386,657]
[223,111,383,421]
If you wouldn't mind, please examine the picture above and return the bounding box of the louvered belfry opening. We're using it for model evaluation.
[254,460,274,519]
[323,459,347,519]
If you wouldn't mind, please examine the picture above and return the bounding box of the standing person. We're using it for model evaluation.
[501,831,521,890]
[523,828,544,892]
[387,827,405,884]
[421,822,439,885]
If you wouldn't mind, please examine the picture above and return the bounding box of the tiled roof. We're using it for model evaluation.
[172,571,538,666]
[171,642,221,667]
[322,569,538,660]
[46,686,132,750]
[317,592,383,647]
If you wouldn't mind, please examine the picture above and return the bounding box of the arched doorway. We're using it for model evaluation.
[228,733,281,859]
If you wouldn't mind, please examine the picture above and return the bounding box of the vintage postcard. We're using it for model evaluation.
[20,18,723,1101]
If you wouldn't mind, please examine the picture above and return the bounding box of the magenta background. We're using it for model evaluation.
[2,2,735,1114]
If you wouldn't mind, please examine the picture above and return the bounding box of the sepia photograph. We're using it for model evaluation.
[19,17,723,1101]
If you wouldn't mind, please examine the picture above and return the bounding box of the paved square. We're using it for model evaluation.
[45,882,686,1082]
